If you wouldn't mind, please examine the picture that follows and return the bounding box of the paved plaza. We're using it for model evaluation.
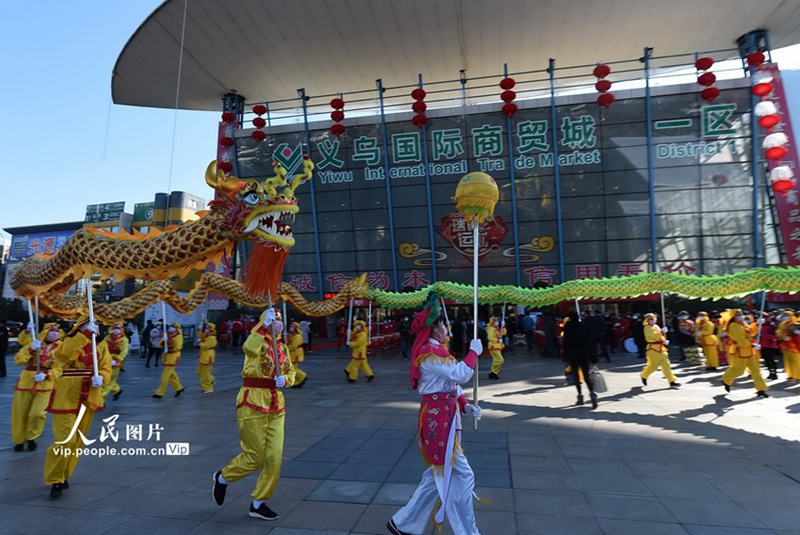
[2,341,800,534]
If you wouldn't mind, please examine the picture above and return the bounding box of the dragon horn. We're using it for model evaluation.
[290,156,315,192]
[205,160,241,194]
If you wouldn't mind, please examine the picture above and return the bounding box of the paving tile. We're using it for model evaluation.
[306,480,380,504]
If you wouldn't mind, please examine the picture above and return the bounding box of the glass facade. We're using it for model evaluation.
[235,78,779,299]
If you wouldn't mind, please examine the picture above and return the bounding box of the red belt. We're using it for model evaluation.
[243,377,277,389]
[61,369,93,377]
[421,391,458,402]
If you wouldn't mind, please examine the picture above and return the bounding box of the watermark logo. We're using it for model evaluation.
[54,405,188,457]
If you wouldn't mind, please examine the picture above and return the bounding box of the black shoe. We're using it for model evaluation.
[50,483,62,499]
[768,373,778,381]
[26,440,37,451]
[387,518,412,535]
[212,471,227,505]
[705,367,717,371]
[590,393,598,409]
[344,369,354,383]
[13,444,24,452]
[723,382,731,393]
[670,381,680,388]
[641,377,647,386]
[113,389,122,401]
[174,388,185,397]
[145,365,150,368]
[488,372,499,380]
[249,502,279,520]
[152,394,163,399]
[367,375,375,382]
[576,395,584,406]
[62,480,69,490]
[757,390,769,398]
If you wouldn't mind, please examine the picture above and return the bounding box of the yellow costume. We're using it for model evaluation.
[722,311,768,396]
[486,316,506,379]
[215,309,295,519]
[153,323,184,398]
[640,313,678,386]
[287,321,307,387]
[345,320,373,382]
[777,311,800,380]
[11,323,61,451]
[43,317,112,497]
[696,312,719,369]
[197,323,218,393]
[102,323,129,400]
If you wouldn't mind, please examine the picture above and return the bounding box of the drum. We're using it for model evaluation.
[623,337,638,354]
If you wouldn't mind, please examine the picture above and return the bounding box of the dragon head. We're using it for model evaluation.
[206,157,314,299]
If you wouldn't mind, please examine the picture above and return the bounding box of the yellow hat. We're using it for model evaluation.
[38,322,62,341]
[204,322,217,333]
[67,314,91,337]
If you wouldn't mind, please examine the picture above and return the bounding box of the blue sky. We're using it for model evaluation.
[2,2,799,237]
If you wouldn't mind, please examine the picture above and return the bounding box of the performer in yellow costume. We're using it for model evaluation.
[287,320,307,388]
[722,309,769,397]
[11,322,62,452]
[197,322,217,393]
[777,310,800,380]
[486,316,506,380]
[640,313,679,387]
[44,315,111,498]
[345,319,374,382]
[152,322,185,398]
[212,308,295,521]
[102,322,129,401]
[696,311,719,370]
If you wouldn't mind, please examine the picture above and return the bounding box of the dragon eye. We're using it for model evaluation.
[243,192,260,205]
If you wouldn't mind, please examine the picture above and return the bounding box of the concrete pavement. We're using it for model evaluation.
[1,341,800,534]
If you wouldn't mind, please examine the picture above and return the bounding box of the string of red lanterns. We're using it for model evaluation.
[593,64,614,109]
[500,77,517,117]
[218,111,237,174]
[330,98,345,136]
[251,104,268,143]
[411,88,427,127]
[748,51,796,194]
[695,57,720,102]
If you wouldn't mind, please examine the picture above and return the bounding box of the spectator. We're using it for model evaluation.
[398,315,413,360]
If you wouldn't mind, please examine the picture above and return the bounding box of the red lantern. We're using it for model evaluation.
[595,79,612,93]
[220,136,234,147]
[218,161,233,173]
[410,88,426,100]
[253,117,266,129]
[499,77,516,90]
[330,110,344,122]
[712,174,728,186]
[412,113,428,127]
[252,104,267,116]
[501,102,518,117]
[251,130,267,142]
[752,82,774,97]
[597,93,615,108]
[221,112,236,123]
[747,51,766,67]
[765,146,789,161]
[773,179,795,194]
[758,114,781,129]
[697,72,716,87]
[700,87,720,102]
[593,64,610,78]
[330,98,345,109]
[501,90,516,103]
[412,100,427,113]
[694,57,714,71]
[330,123,345,136]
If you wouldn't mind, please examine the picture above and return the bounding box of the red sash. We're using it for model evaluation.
[418,391,458,466]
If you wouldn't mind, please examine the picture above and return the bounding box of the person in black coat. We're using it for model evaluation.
[562,312,597,409]
[0,320,8,378]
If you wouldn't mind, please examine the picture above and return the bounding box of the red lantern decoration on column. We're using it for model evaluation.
[411,87,427,128]
[251,104,268,143]
[755,66,796,195]
[499,77,517,117]
[330,97,345,136]
[593,64,614,109]
[696,57,720,102]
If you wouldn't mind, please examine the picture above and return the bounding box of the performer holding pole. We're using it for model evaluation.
[454,171,498,432]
